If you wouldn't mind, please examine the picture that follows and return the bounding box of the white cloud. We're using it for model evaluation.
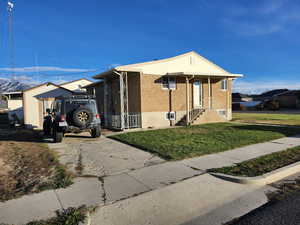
[222,0,300,36]
[0,66,93,73]
[233,79,300,94]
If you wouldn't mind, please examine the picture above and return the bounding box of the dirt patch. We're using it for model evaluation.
[0,129,73,202]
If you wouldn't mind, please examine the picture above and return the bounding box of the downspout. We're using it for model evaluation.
[114,70,125,130]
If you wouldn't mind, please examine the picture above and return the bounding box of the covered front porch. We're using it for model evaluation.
[101,70,142,130]
[166,72,238,126]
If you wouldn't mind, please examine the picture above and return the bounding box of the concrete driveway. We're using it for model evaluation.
[48,133,165,177]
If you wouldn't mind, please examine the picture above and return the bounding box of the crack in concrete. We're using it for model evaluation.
[53,190,65,210]
[98,176,107,204]
[75,149,83,176]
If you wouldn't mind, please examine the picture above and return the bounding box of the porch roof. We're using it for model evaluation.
[165,72,243,78]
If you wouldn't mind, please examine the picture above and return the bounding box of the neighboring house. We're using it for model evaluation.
[23,83,74,129]
[60,78,92,92]
[251,89,289,101]
[274,90,300,109]
[22,79,93,129]
[2,91,23,110]
[232,93,253,103]
[87,51,243,130]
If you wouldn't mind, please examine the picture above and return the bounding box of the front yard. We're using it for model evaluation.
[232,112,300,126]
[111,123,300,160]
[0,129,73,202]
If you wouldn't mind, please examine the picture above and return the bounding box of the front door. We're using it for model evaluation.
[193,80,203,108]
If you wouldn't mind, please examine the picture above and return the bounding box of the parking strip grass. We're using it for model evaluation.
[111,123,300,160]
[208,146,300,177]
[232,113,300,126]
[0,129,73,202]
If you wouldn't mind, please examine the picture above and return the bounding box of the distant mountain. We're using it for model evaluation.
[0,79,35,93]
[250,89,289,98]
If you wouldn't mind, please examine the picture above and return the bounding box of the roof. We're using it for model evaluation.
[23,82,74,94]
[83,80,103,88]
[59,78,92,86]
[93,51,243,79]
[276,90,300,97]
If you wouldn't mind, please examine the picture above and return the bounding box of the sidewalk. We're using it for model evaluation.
[1,135,300,225]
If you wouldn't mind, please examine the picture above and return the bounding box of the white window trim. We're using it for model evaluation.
[221,79,228,91]
[162,77,176,90]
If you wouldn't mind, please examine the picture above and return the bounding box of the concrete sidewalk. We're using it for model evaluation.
[1,135,300,225]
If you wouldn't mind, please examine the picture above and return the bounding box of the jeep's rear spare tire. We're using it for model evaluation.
[72,107,93,127]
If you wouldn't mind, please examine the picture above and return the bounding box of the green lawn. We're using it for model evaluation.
[233,113,300,126]
[208,146,300,177]
[111,123,300,160]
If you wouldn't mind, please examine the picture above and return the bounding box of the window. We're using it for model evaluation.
[221,79,228,90]
[217,109,227,118]
[162,77,176,90]
[165,112,176,120]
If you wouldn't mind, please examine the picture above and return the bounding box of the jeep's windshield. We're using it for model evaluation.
[65,100,97,113]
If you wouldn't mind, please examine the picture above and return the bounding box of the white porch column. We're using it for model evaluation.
[185,77,190,125]
[119,72,125,130]
[208,77,212,110]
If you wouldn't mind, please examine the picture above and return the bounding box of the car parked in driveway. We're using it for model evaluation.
[43,95,101,142]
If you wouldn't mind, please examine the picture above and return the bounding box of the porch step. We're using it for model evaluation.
[176,109,205,126]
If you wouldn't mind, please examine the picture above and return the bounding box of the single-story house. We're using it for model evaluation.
[232,93,253,103]
[87,51,243,130]
[23,78,92,129]
[274,90,300,109]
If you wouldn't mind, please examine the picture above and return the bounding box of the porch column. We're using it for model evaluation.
[185,77,190,125]
[208,77,212,110]
[103,79,108,127]
[119,72,125,130]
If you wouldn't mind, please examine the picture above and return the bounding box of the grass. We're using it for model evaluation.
[232,112,300,126]
[111,122,300,160]
[0,129,73,202]
[209,146,300,177]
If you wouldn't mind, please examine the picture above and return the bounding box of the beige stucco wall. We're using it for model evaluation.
[7,99,23,110]
[61,79,92,92]
[23,84,71,129]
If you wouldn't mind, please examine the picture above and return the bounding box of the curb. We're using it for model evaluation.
[209,161,300,185]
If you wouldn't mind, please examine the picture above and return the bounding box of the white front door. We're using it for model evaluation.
[193,80,203,108]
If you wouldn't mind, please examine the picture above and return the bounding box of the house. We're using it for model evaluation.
[87,51,243,130]
[274,90,300,109]
[232,93,253,103]
[22,78,93,129]
[60,78,92,92]
[1,91,23,111]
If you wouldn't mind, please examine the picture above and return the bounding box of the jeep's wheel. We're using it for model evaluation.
[73,107,93,127]
[53,128,63,143]
[91,126,101,138]
[43,122,51,136]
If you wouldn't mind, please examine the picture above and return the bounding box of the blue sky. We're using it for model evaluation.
[0,0,300,93]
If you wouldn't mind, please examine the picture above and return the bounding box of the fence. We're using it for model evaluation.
[107,113,141,130]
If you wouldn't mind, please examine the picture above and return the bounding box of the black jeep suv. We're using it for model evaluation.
[43,95,101,142]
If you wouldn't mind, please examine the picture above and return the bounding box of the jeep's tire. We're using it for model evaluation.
[91,126,101,138]
[43,120,52,136]
[72,107,93,127]
[53,128,63,143]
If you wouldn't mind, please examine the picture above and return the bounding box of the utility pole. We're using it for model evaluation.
[7,0,15,80]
